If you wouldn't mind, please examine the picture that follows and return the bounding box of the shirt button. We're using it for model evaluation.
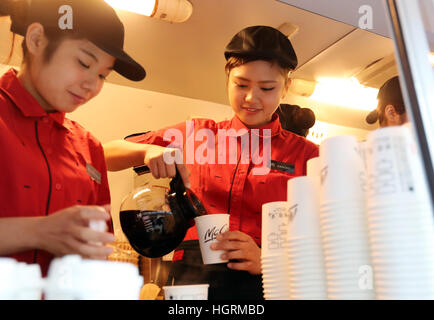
[46,148,53,155]
[55,183,62,190]
[42,118,49,124]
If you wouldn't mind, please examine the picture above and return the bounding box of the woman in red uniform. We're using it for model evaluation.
[104,26,318,299]
[0,0,145,276]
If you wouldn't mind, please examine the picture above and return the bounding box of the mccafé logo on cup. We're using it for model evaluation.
[204,224,229,243]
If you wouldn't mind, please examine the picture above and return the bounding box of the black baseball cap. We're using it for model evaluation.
[366,76,405,124]
[10,0,146,81]
[224,25,298,70]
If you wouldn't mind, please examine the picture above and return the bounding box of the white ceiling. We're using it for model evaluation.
[0,0,399,130]
[277,0,391,37]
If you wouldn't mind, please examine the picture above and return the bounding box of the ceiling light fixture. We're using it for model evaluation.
[105,0,193,23]
[309,77,379,111]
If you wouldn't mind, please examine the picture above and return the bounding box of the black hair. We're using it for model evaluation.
[0,0,13,16]
[275,104,316,137]
[225,55,292,83]
[1,0,81,66]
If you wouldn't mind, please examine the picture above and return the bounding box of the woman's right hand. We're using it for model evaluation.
[34,205,115,259]
[144,145,191,188]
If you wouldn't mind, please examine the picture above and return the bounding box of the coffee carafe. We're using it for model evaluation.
[119,165,206,258]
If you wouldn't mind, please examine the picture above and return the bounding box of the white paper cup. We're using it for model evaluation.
[163,284,209,300]
[319,135,367,204]
[195,214,229,264]
[287,176,322,239]
[262,202,290,255]
[366,126,432,206]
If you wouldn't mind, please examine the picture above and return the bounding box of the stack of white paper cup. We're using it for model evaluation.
[319,135,374,300]
[163,284,209,300]
[366,126,434,299]
[287,176,327,300]
[45,255,143,300]
[261,201,291,300]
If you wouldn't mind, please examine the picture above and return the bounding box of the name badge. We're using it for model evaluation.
[86,163,101,184]
[269,160,295,174]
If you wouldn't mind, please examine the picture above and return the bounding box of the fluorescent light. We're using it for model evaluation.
[104,0,157,16]
[309,77,379,111]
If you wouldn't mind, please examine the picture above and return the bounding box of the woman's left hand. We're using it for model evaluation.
[210,231,261,275]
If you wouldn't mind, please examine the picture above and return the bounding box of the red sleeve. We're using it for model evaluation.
[308,143,320,160]
[125,121,188,149]
[125,119,217,165]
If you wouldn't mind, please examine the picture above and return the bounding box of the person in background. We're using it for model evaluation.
[104,25,318,299]
[365,76,408,127]
[275,103,316,137]
[0,0,145,276]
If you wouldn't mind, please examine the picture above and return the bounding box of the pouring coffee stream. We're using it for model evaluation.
[119,165,207,258]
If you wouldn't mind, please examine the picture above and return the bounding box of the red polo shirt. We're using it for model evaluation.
[127,113,319,246]
[0,69,112,276]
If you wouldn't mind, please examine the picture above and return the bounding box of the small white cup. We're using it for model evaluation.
[195,214,229,264]
[163,284,209,300]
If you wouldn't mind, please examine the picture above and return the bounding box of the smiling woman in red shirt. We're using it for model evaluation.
[0,0,145,276]
[104,26,319,299]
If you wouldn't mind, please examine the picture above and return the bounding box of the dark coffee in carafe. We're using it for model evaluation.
[119,166,206,258]
[119,210,187,258]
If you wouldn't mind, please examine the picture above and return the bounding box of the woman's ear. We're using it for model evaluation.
[384,104,401,126]
[282,78,291,99]
[24,22,47,57]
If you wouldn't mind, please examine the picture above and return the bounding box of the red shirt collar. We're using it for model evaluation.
[0,68,67,128]
[229,113,282,138]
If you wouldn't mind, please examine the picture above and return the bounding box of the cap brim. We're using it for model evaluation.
[365,109,379,124]
[98,45,146,81]
[113,50,146,81]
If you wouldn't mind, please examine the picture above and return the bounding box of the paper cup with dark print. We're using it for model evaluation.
[195,214,230,264]
[163,284,209,300]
